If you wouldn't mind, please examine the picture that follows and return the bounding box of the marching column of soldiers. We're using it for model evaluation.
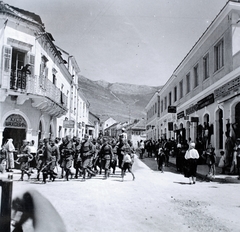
[15,132,135,183]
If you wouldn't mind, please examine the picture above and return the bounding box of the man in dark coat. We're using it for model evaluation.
[80,134,95,180]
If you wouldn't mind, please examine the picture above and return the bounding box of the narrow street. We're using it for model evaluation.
[5,155,240,232]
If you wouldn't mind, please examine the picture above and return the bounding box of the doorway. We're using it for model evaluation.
[2,128,26,151]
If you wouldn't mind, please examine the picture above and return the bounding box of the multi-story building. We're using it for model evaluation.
[0,2,89,149]
[88,111,100,139]
[150,1,240,155]
[126,119,146,148]
[145,90,160,140]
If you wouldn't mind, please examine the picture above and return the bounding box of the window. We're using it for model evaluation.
[52,68,57,85]
[203,53,209,80]
[164,96,167,110]
[161,100,163,113]
[169,92,172,106]
[194,64,199,88]
[174,86,177,102]
[3,46,11,72]
[214,39,224,72]
[186,73,190,93]
[179,80,183,99]
[28,54,35,76]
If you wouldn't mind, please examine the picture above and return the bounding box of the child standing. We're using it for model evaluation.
[218,151,225,174]
[121,142,135,181]
[205,144,216,178]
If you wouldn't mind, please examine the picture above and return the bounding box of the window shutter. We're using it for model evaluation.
[1,45,12,88]
[27,53,35,76]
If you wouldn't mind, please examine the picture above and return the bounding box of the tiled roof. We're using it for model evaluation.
[0,1,43,26]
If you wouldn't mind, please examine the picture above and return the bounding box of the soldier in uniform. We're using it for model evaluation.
[73,137,83,179]
[117,137,125,170]
[59,136,75,181]
[41,138,53,184]
[80,134,95,180]
[49,139,60,181]
[99,137,113,179]
[36,139,44,181]
[17,140,33,181]
[110,139,118,175]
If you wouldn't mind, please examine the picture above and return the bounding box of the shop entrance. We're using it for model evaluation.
[2,114,27,151]
[2,128,25,151]
[234,102,240,139]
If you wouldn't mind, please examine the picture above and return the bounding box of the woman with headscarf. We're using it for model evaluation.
[5,138,15,172]
[184,142,199,185]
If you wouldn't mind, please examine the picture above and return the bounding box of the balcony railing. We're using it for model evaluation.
[9,70,68,110]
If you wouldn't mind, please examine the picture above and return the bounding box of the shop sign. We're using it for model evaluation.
[168,106,176,113]
[197,93,214,110]
[214,75,240,100]
[4,114,27,128]
[191,117,199,123]
[186,104,198,115]
[177,111,185,119]
[63,120,75,128]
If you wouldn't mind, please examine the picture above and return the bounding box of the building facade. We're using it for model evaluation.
[147,1,240,156]
[145,91,160,140]
[0,2,89,149]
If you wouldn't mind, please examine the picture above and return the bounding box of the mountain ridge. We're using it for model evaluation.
[78,76,161,122]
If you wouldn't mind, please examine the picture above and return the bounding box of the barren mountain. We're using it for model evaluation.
[78,76,161,122]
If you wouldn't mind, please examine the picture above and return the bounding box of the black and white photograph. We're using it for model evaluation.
[0,0,240,231]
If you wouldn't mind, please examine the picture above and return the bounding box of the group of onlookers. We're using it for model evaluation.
[137,134,240,183]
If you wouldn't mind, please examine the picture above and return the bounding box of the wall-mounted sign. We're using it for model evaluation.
[177,111,185,119]
[214,75,240,100]
[168,106,176,113]
[197,93,214,110]
[186,104,198,115]
[4,114,27,128]
[63,120,75,128]
[191,117,199,123]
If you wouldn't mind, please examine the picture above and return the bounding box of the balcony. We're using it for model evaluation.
[2,70,68,117]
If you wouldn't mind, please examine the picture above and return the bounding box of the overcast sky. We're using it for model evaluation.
[5,0,228,86]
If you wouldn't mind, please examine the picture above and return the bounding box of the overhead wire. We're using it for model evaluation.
[78,0,115,41]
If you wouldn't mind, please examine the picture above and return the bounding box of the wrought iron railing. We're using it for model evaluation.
[9,71,68,109]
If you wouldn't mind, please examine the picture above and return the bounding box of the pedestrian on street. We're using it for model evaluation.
[17,140,33,181]
[99,137,113,179]
[0,144,7,173]
[73,137,83,179]
[121,140,135,181]
[205,143,216,178]
[5,138,15,172]
[36,139,44,181]
[139,140,145,159]
[59,136,75,181]
[80,134,96,180]
[218,150,226,174]
[49,139,60,181]
[156,148,165,172]
[184,142,199,185]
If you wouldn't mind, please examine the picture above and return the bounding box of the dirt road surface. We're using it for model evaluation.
[5,156,240,232]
